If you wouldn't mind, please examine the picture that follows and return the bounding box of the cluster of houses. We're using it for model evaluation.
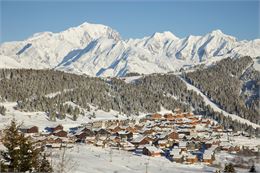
[3,110,260,165]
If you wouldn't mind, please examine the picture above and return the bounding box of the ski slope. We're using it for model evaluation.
[178,76,260,129]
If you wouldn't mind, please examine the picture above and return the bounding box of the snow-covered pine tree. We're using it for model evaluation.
[1,119,21,171]
[0,119,52,172]
[38,153,53,172]
[224,163,236,173]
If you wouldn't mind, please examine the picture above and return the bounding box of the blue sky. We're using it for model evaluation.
[1,1,259,43]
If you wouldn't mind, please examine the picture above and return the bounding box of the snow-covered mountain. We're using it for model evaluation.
[0,22,259,76]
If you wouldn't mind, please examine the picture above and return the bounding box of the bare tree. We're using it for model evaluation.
[56,145,77,173]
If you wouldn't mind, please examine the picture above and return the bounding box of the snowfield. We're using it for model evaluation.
[50,144,260,173]
[51,145,214,173]
[0,102,127,131]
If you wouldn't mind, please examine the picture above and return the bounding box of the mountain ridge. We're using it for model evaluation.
[0,22,259,76]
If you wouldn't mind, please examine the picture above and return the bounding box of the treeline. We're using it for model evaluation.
[0,56,259,135]
[183,56,260,125]
[0,69,93,101]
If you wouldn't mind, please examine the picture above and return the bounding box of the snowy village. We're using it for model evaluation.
[1,108,259,172]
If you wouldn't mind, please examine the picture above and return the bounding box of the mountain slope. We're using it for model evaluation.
[0,22,260,76]
[179,76,260,129]
[183,56,260,125]
[0,67,259,134]
[0,22,121,70]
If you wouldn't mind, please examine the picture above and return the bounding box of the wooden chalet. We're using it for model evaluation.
[143,146,164,157]
[178,141,188,151]
[170,148,184,163]
[94,128,111,136]
[19,125,39,134]
[167,131,179,140]
[142,129,156,135]
[108,136,121,143]
[120,141,135,151]
[151,113,162,120]
[172,154,183,163]
[53,130,67,137]
[75,131,88,141]
[116,131,133,140]
[46,124,63,132]
[79,127,95,136]
[164,113,175,121]
[203,150,214,164]
[131,136,151,146]
[46,136,63,144]
[108,125,123,133]
[186,154,198,164]
[126,126,138,133]
[158,140,168,148]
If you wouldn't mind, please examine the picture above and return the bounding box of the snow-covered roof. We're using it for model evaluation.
[182,118,192,123]
[131,135,146,143]
[99,136,107,141]
[144,145,164,153]
[95,140,104,146]
[109,136,119,140]
[117,130,131,135]
[203,153,213,160]
[158,140,168,144]
[195,124,206,131]
[172,154,183,159]
[204,150,214,155]
[120,141,135,147]
[158,132,168,139]
[74,131,86,136]
[108,125,119,129]
[179,134,185,139]
[179,141,187,148]
[53,129,66,133]
[48,124,62,128]
[20,125,38,129]
[187,154,197,159]
[170,148,181,155]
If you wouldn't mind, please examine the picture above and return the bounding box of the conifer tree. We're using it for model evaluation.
[38,153,53,172]
[18,133,40,172]
[0,119,52,172]
[224,163,236,173]
[1,119,21,171]
[249,164,256,172]
[0,105,6,115]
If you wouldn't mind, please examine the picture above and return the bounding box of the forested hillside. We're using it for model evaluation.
[0,56,259,135]
[184,56,260,124]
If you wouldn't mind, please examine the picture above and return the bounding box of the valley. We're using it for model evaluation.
[0,21,259,173]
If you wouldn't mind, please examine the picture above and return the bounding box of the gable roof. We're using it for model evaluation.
[20,125,38,129]
[131,135,147,143]
[170,148,182,155]
[144,145,164,153]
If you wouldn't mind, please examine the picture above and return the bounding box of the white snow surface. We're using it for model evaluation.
[179,76,260,129]
[0,22,259,77]
[0,55,23,68]
[45,88,75,98]
[50,145,214,173]
[0,102,127,131]
[120,75,143,83]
